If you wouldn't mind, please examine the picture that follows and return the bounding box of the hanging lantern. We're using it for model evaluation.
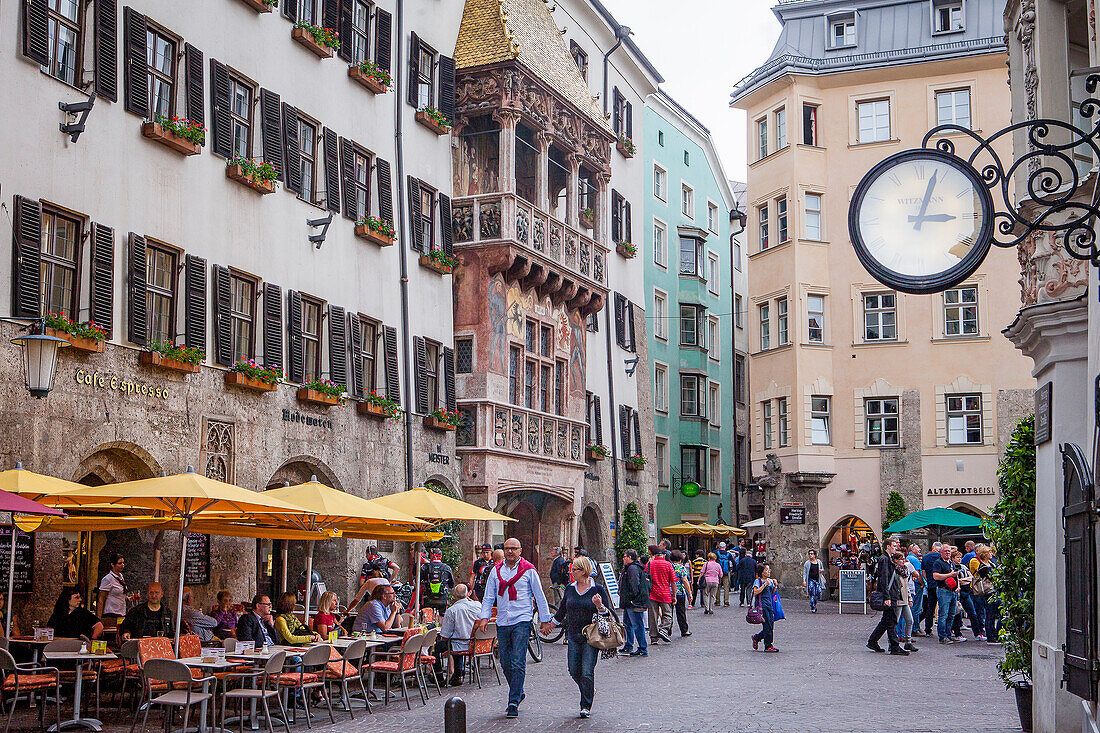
[11,331,68,398]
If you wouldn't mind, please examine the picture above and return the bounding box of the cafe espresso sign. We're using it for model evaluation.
[74,368,169,399]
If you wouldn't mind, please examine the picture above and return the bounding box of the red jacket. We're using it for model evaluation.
[647,556,676,604]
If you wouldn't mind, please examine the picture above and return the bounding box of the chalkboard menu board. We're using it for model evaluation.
[779,505,805,525]
[0,526,34,594]
[184,533,210,585]
[838,569,867,614]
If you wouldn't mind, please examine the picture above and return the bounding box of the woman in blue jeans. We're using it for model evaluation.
[551,556,613,718]
[751,563,779,653]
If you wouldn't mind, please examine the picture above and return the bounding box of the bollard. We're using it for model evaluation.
[444,696,467,733]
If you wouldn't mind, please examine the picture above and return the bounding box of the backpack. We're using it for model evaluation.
[426,561,449,598]
[638,564,653,601]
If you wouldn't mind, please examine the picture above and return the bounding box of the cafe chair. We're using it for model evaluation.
[43,639,101,718]
[269,644,332,729]
[177,635,202,660]
[116,639,142,711]
[132,659,214,733]
[365,632,426,710]
[0,647,60,733]
[416,628,442,697]
[468,623,501,688]
[218,650,289,733]
[324,641,370,719]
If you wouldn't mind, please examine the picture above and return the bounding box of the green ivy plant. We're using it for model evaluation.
[883,491,907,533]
[614,501,648,572]
[985,414,1035,687]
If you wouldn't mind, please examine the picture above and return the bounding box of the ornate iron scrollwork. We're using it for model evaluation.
[922,73,1100,265]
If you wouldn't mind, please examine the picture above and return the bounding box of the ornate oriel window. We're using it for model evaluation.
[204,419,234,482]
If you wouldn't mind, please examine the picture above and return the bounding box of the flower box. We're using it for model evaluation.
[348,66,388,94]
[358,401,391,419]
[579,210,595,230]
[46,327,104,354]
[236,0,275,11]
[616,138,635,158]
[292,26,334,58]
[355,224,395,247]
[415,109,451,135]
[424,415,456,432]
[226,163,276,194]
[419,254,452,275]
[297,387,340,407]
[615,243,636,259]
[586,448,607,462]
[625,462,642,472]
[225,371,277,393]
[140,350,200,374]
[141,121,201,156]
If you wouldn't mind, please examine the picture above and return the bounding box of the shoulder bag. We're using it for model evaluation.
[746,593,765,625]
[584,604,626,650]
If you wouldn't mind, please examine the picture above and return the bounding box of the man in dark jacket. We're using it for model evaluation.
[119,583,173,640]
[617,549,649,657]
[737,549,757,607]
[867,539,908,655]
[549,547,569,594]
[236,594,278,647]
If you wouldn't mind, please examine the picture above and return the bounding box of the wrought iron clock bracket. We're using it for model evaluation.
[920,72,1100,266]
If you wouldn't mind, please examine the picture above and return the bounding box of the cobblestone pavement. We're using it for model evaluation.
[20,599,1021,733]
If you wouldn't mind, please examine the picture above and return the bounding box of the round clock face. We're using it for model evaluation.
[849,149,994,294]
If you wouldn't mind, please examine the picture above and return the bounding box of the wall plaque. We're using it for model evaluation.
[1035,381,1052,445]
[779,504,805,525]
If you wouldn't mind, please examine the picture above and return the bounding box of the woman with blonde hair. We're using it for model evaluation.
[311,590,343,638]
[549,555,614,718]
[970,544,996,642]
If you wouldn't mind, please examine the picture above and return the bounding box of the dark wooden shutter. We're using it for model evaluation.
[407,177,422,252]
[126,233,147,346]
[259,89,284,180]
[626,101,633,138]
[625,199,632,242]
[89,223,114,337]
[282,103,302,195]
[336,0,352,62]
[212,264,232,366]
[321,0,339,33]
[374,9,392,71]
[612,87,622,134]
[11,196,42,320]
[22,0,49,66]
[1063,442,1097,701]
[262,283,283,369]
[328,304,347,388]
[439,193,453,257]
[593,395,602,444]
[613,292,626,348]
[339,137,356,220]
[322,128,340,213]
[183,44,204,129]
[287,290,304,382]
[438,54,455,121]
[184,254,207,352]
[626,299,636,352]
[414,336,429,413]
[122,8,148,117]
[93,0,118,102]
[610,190,622,243]
[619,406,630,457]
[382,324,399,401]
[281,0,297,22]
[209,60,232,158]
[376,158,393,224]
[406,32,420,107]
[443,346,456,412]
[349,314,363,397]
[631,410,641,455]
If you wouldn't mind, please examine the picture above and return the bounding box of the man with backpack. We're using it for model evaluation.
[737,547,757,607]
[618,549,649,657]
[716,542,734,607]
[419,547,455,615]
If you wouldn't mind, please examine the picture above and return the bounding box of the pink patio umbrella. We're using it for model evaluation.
[0,485,66,636]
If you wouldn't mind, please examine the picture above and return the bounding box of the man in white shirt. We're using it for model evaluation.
[439,584,481,686]
[473,538,551,719]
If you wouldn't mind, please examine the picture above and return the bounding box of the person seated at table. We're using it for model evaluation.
[439,583,480,686]
[235,594,277,648]
[209,590,238,639]
[119,582,173,640]
[0,595,21,639]
[352,584,403,634]
[180,587,220,644]
[47,589,104,640]
[311,591,343,638]
[274,592,321,645]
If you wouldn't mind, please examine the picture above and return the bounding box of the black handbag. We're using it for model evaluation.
[869,590,885,612]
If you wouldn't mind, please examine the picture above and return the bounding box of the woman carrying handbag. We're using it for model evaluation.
[547,555,618,719]
[750,563,779,653]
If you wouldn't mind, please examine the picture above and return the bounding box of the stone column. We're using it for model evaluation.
[565,153,579,229]
[535,131,550,213]
[494,111,517,194]
[759,454,835,593]
[879,389,924,523]
[595,172,611,247]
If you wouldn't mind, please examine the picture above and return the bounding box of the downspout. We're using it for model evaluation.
[393,0,415,494]
[729,209,747,528]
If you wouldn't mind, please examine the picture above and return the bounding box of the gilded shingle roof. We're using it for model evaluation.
[455,0,611,133]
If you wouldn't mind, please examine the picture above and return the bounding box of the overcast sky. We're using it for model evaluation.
[598,0,783,183]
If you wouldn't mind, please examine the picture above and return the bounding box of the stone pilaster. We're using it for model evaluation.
[879,389,924,527]
[760,454,834,592]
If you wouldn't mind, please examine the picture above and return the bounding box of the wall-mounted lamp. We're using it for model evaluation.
[11,320,68,398]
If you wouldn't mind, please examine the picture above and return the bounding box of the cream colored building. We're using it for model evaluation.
[731,0,1035,588]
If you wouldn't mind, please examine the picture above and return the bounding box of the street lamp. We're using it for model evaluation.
[11,325,68,399]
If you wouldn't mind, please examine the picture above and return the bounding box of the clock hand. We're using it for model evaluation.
[910,213,956,223]
[909,170,938,231]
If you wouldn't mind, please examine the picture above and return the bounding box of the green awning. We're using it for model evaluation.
[885,507,983,533]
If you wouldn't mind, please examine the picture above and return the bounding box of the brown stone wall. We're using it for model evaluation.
[996,388,1036,463]
[879,389,925,523]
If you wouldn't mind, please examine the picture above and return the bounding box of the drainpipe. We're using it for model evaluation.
[729,209,747,527]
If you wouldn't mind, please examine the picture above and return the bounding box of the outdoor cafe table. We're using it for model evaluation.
[41,648,117,732]
[10,636,75,665]
[176,656,242,733]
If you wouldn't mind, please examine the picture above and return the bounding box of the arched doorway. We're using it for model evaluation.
[577,505,603,559]
[820,515,878,600]
[509,501,540,571]
[948,503,990,545]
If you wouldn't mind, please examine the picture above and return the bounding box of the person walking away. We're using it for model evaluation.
[750,563,779,653]
[690,551,705,607]
[715,543,733,607]
[617,550,649,657]
[645,545,676,643]
[549,556,614,719]
[737,548,757,607]
[701,553,722,615]
[867,539,908,655]
[931,544,959,644]
[906,545,925,634]
[802,549,826,613]
[549,547,570,603]
[670,551,692,636]
[960,540,977,569]
[920,542,942,636]
[439,584,481,686]
[420,548,455,618]
[474,537,551,719]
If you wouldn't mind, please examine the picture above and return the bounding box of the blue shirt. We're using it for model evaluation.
[961,551,976,567]
[478,560,551,627]
[716,550,731,574]
[352,600,389,633]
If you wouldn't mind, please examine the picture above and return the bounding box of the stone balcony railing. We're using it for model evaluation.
[456,400,588,468]
[451,192,608,294]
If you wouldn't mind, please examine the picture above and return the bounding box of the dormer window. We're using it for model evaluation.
[933,0,964,33]
[828,12,856,49]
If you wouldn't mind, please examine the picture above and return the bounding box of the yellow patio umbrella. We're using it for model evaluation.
[709,523,747,537]
[661,522,714,537]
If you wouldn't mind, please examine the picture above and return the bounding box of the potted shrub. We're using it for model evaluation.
[416,106,451,135]
[292,22,339,58]
[986,415,1035,732]
[296,377,344,407]
[586,443,609,461]
[419,249,458,275]
[140,340,203,373]
[226,156,278,194]
[616,135,636,158]
[44,312,107,353]
[237,0,276,12]
[355,216,395,246]
[225,359,281,392]
[357,391,403,420]
[142,115,204,156]
[625,454,647,472]
[425,407,461,431]
[615,241,636,259]
[348,60,391,94]
[579,207,595,230]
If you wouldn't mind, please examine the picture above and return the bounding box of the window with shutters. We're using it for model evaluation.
[145,242,178,345]
[424,339,440,410]
[416,41,435,109]
[455,336,473,374]
[43,0,83,86]
[301,296,323,380]
[229,272,256,363]
[681,446,706,491]
[569,40,587,81]
[613,293,635,352]
[297,117,318,204]
[680,374,705,418]
[356,316,378,395]
[39,206,82,319]
[351,147,372,219]
[613,91,630,138]
[296,0,319,25]
[508,345,521,405]
[350,0,372,64]
[146,24,177,120]
[229,73,254,158]
[680,304,704,348]
[418,184,436,251]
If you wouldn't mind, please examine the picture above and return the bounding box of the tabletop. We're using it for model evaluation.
[42,650,117,661]
[10,636,74,645]
[176,656,241,670]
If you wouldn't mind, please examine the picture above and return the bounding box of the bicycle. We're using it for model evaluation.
[536,604,564,643]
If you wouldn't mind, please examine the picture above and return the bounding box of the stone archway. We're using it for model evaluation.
[267,456,342,491]
[74,441,161,485]
[819,514,878,600]
[577,504,604,560]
